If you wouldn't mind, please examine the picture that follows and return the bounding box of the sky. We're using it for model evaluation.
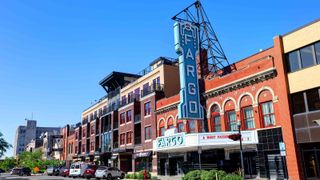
[0,0,319,157]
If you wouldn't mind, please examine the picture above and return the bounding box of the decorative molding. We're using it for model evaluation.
[155,102,179,115]
[204,68,277,98]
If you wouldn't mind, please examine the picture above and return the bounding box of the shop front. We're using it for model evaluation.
[133,151,153,172]
[153,131,259,176]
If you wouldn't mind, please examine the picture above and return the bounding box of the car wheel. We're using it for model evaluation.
[107,174,112,180]
[96,178,101,180]
[120,173,125,179]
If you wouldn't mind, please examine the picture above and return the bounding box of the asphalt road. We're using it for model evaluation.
[0,173,90,180]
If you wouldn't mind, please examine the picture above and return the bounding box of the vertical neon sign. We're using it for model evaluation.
[174,21,204,120]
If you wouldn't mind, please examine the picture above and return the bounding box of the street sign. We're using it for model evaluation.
[279,142,286,156]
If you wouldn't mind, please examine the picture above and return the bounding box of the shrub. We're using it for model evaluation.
[183,170,203,180]
[125,174,134,179]
[151,176,158,180]
[221,174,242,180]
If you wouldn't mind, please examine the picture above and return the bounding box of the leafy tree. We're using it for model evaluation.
[0,131,11,158]
[0,157,17,171]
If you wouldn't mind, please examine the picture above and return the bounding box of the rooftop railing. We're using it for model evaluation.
[141,83,164,98]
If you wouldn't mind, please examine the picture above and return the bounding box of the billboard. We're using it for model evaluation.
[174,21,204,120]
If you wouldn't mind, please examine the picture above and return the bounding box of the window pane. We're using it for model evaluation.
[214,116,221,132]
[243,106,255,129]
[306,88,320,112]
[261,102,275,126]
[291,92,306,114]
[315,42,320,64]
[178,123,184,132]
[300,45,315,68]
[189,121,196,133]
[287,51,300,72]
[160,127,165,136]
[227,111,237,131]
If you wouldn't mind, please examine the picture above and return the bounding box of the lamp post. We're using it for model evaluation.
[237,120,245,180]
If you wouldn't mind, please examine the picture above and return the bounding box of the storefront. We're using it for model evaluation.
[133,151,152,172]
[153,131,259,176]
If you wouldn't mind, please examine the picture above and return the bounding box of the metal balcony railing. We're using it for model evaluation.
[141,83,164,98]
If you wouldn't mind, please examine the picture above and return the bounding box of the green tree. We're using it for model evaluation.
[0,131,11,158]
[0,157,17,171]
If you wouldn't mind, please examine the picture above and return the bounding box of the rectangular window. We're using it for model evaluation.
[315,42,320,64]
[91,125,95,135]
[120,112,126,124]
[126,110,132,122]
[144,101,151,116]
[243,106,255,129]
[121,95,127,105]
[126,131,132,144]
[145,126,152,140]
[75,132,78,139]
[227,111,237,131]
[90,142,95,151]
[82,144,86,153]
[287,51,300,72]
[178,122,184,133]
[213,116,221,132]
[82,129,86,137]
[300,45,316,68]
[160,127,165,136]
[188,120,196,133]
[261,101,275,127]
[306,88,320,112]
[75,146,78,154]
[120,133,125,145]
[292,92,306,114]
[134,88,140,99]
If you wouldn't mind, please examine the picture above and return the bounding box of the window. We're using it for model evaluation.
[82,129,86,137]
[126,131,132,144]
[188,120,196,133]
[167,117,174,129]
[145,126,152,140]
[261,101,275,127]
[292,92,306,114]
[75,132,78,139]
[90,142,95,151]
[226,111,237,131]
[315,42,320,64]
[177,122,184,133]
[242,106,255,129]
[82,144,85,153]
[120,112,126,124]
[91,125,95,135]
[121,95,127,105]
[144,101,151,116]
[134,88,140,99]
[287,51,300,72]
[300,45,316,68]
[75,146,78,154]
[120,133,125,145]
[210,105,221,132]
[306,88,320,111]
[126,110,132,122]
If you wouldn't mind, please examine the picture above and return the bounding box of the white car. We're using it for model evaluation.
[69,162,87,178]
[95,166,125,180]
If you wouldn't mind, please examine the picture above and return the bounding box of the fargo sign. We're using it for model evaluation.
[174,21,204,120]
[156,133,185,149]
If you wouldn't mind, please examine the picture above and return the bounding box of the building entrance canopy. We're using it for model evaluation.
[153,131,258,153]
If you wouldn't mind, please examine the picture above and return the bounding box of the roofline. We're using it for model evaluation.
[282,19,320,37]
[99,71,140,85]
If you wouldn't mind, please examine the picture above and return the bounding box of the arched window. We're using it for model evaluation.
[167,117,174,129]
[159,120,165,136]
[258,90,275,127]
[210,105,221,132]
[224,100,237,131]
[239,95,255,129]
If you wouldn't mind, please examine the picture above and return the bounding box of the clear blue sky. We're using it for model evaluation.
[0,0,318,157]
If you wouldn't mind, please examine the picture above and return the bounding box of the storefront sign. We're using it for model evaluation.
[133,151,152,159]
[157,133,185,149]
[174,21,204,120]
[199,131,258,145]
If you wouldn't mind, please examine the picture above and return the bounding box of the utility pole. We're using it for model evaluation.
[237,120,245,180]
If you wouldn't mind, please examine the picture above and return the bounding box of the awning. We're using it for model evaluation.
[133,151,152,159]
[111,154,118,160]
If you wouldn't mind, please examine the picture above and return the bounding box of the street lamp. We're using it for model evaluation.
[237,120,245,180]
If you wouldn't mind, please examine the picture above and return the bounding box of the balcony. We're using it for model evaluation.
[119,94,140,108]
[141,83,164,98]
[108,88,120,99]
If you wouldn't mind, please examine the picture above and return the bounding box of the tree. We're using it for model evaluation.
[0,131,11,158]
[0,157,17,171]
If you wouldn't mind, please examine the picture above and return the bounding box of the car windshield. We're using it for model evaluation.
[86,165,95,169]
[75,165,80,169]
[97,166,107,170]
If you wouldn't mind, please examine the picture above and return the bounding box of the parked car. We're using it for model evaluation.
[46,166,60,176]
[69,162,87,178]
[10,167,31,176]
[82,164,97,179]
[59,166,69,177]
[0,168,5,173]
[95,166,125,180]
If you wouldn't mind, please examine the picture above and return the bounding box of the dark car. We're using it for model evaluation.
[0,168,5,173]
[46,166,60,176]
[59,166,69,177]
[82,164,97,179]
[10,167,31,176]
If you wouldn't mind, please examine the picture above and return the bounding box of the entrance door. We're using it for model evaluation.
[243,152,257,179]
[267,154,287,180]
[169,157,184,175]
[302,148,320,179]
[159,159,166,176]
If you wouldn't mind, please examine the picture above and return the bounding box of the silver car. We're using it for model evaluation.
[95,166,125,180]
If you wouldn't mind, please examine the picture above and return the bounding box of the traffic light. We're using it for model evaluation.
[228,133,241,141]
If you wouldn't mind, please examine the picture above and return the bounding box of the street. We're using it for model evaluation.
[0,173,91,180]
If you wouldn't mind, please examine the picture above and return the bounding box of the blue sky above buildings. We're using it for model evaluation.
[0,0,318,157]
